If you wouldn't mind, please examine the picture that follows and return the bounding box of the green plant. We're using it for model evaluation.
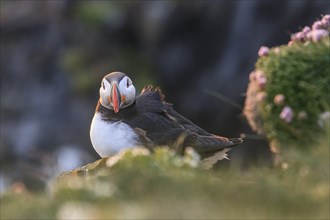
[244,15,330,151]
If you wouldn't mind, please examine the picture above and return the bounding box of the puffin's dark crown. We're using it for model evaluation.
[104,72,127,83]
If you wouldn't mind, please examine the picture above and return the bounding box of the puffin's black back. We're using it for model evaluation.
[97,85,242,156]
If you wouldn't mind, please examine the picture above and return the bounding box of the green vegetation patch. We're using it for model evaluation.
[1,142,329,219]
[257,38,330,148]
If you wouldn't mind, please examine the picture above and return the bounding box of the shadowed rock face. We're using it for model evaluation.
[0,1,328,187]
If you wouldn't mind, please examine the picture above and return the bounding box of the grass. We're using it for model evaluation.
[1,133,329,219]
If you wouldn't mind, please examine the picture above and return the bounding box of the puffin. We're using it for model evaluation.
[90,72,243,163]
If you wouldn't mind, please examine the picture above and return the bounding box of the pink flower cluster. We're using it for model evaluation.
[248,16,328,128]
[273,95,295,123]
[248,70,268,103]
[278,107,308,123]
[274,95,308,123]
[290,14,329,44]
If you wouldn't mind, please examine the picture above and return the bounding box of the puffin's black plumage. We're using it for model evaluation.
[96,85,242,157]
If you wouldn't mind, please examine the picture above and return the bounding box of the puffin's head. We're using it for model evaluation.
[99,72,136,113]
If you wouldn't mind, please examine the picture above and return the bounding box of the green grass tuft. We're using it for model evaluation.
[1,141,329,219]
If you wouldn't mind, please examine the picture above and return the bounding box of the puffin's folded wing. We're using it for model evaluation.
[163,107,243,152]
[134,87,243,154]
[126,111,187,145]
[184,134,243,154]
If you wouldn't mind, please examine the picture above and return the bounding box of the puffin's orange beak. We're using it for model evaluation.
[110,83,121,113]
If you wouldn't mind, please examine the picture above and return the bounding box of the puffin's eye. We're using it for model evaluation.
[126,78,130,88]
[102,81,105,89]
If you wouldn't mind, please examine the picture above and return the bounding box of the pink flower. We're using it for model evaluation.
[256,91,267,102]
[257,77,267,88]
[258,46,269,57]
[302,26,311,35]
[274,94,285,106]
[307,29,329,42]
[292,32,305,42]
[322,14,330,27]
[323,14,330,21]
[312,21,324,30]
[255,70,267,89]
[280,106,294,123]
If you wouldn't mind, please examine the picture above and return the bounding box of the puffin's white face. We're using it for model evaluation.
[99,74,136,113]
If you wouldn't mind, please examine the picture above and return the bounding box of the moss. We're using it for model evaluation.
[1,142,329,219]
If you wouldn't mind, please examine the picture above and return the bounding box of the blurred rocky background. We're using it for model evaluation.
[1,0,329,191]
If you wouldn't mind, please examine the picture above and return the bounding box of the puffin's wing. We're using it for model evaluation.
[133,127,155,152]
[131,86,243,154]
[184,134,243,154]
[160,97,243,152]
[130,110,242,154]
[137,85,210,135]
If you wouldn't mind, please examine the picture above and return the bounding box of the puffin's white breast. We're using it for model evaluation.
[90,113,140,158]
